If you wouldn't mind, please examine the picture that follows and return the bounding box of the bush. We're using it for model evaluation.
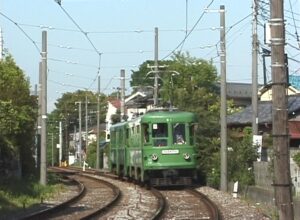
[293,152,300,168]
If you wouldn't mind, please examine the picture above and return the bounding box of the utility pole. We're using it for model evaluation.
[40,31,47,185]
[96,75,101,169]
[59,121,62,166]
[154,27,159,107]
[120,69,125,121]
[51,133,54,167]
[75,101,82,165]
[0,28,3,60]
[252,0,259,135]
[220,5,227,192]
[85,95,88,155]
[270,0,294,219]
[37,62,42,171]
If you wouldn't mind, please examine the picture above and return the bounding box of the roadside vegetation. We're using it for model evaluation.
[0,173,64,216]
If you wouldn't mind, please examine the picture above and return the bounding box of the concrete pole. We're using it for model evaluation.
[51,133,54,167]
[75,101,82,164]
[220,5,227,192]
[40,31,47,185]
[0,28,3,60]
[120,69,125,121]
[37,62,42,171]
[59,121,62,166]
[154,27,159,107]
[270,0,294,219]
[85,95,88,155]
[252,0,259,135]
[96,75,101,169]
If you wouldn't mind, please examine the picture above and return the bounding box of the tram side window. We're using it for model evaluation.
[173,123,186,144]
[152,123,168,146]
[142,124,150,143]
[189,124,197,145]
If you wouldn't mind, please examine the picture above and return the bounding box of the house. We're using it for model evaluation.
[226,82,253,107]
[227,95,300,148]
[227,95,300,195]
[105,99,121,141]
[258,84,299,101]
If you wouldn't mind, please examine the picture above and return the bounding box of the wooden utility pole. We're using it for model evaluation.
[270,0,294,219]
[220,5,227,192]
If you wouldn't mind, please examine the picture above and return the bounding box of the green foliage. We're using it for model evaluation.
[86,142,97,168]
[49,90,107,162]
[0,55,37,178]
[206,128,257,188]
[293,152,300,168]
[111,109,121,124]
[85,131,106,168]
[227,127,257,186]
[0,174,64,216]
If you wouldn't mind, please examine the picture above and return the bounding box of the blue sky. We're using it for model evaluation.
[1,0,299,112]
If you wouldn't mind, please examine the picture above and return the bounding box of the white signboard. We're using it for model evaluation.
[162,149,179,155]
[253,135,263,161]
[253,135,262,147]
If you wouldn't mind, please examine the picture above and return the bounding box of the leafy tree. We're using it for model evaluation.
[130,60,174,90]
[227,127,257,186]
[49,90,107,163]
[293,152,300,168]
[86,131,106,168]
[0,55,37,178]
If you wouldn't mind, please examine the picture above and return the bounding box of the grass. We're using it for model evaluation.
[0,173,65,216]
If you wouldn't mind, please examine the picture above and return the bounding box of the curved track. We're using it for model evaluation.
[158,187,223,220]
[21,168,120,220]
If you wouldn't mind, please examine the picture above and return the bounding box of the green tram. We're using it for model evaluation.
[109,110,199,186]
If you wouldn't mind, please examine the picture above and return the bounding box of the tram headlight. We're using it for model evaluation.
[151,154,158,161]
[183,153,190,160]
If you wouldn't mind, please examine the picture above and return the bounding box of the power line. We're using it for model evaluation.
[0,11,40,54]
[288,0,300,45]
[54,1,103,90]
[162,0,216,60]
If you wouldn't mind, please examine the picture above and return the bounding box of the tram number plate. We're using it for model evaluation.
[162,149,179,155]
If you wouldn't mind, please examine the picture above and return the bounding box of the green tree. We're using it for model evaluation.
[227,127,257,186]
[49,90,107,163]
[0,55,37,178]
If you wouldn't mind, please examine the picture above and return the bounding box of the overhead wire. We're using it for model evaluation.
[162,0,216,60]
[288,0,300,45]
[0,12,41,54]
[204,12,253,59]
[54,1,102,91]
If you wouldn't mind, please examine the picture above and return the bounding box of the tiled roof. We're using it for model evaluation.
[227,95,300,125]
[110,99,121,109]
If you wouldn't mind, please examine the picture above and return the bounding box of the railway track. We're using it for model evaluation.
[158,187,223,220]
[21,168,120,220]
[21,167,222,219]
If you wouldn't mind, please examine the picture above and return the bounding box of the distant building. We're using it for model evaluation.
[258,84,299,101]
[226,82,253,107]
[105,99,121,141]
